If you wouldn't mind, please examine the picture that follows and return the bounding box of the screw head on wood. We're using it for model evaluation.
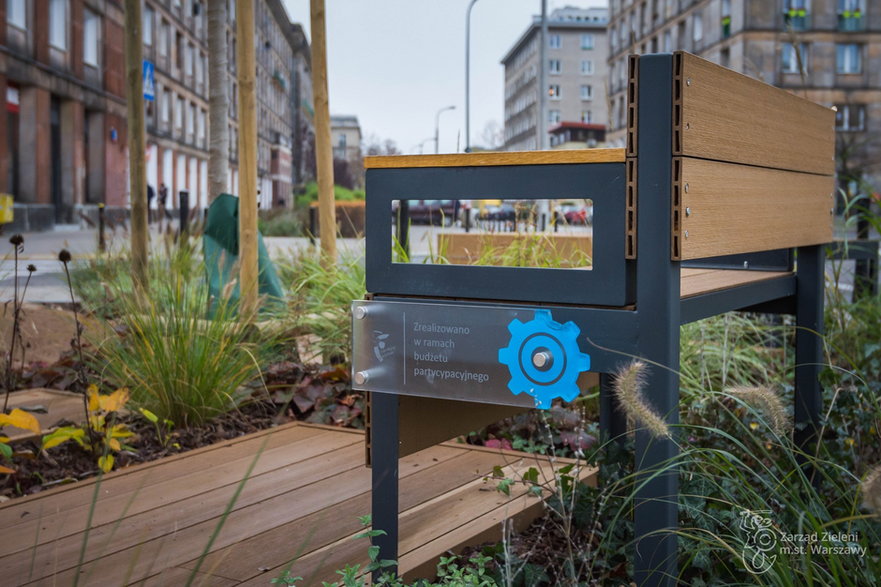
[685,207,692,216]
[684,230,689,238]
[684,183,689,193]
[686,78,692,86]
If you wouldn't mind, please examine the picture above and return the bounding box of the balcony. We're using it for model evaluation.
[782,10,810,31]
[838,12,865,32]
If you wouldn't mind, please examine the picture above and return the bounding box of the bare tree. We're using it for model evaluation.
[208,1,229,201]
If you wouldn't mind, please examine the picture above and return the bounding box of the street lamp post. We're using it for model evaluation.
[465,0,479,153]
[435,105,456,154]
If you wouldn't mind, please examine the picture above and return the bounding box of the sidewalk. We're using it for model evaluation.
[0,224,366,303]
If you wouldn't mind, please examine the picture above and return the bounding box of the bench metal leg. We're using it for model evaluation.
[599,372,628,446]
[371,392,399,579]
[795,245,824,473]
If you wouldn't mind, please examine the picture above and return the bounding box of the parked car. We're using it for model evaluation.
[557,202,592,225]
[393,199,458,225]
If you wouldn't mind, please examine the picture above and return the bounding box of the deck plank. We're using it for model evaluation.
[1,423,597,586]
[680,268,792,298]
[0,427,361,557]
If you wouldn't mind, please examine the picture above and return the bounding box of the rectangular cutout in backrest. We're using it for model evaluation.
[391,199,593,270]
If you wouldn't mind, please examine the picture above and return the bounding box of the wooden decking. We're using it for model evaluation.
[0,422,594,586]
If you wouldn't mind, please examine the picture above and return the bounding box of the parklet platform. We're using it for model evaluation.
[353,51,834,586]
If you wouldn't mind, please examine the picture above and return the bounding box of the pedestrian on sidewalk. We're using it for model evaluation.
[158,183,172,230]
[147,184,155,224]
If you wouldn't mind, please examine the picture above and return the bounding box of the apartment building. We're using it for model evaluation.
[607,0,881,190]
[501,6,609,151]
[148,0,312,212]
[0,0,128,230]
[330,114,362,187]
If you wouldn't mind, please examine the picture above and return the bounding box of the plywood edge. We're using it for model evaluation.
[364,149,626,169]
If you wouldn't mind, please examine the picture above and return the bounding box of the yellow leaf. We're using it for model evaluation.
[0,464,14,474]
[42,427,85,450]
[0,408,41,435]
[99,389,129,413]
[87,386,100,412]
[98,454,114,473]
[111,424,134,438]
[108,438,121,452]
[89,415,104,430]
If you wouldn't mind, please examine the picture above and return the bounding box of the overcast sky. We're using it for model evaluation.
[281,0,605,154]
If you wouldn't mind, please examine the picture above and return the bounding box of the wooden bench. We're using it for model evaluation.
[354,51,834,586]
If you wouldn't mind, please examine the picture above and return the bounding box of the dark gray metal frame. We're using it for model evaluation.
[363,53,825,586]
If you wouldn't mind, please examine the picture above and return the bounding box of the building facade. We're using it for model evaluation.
[501,6,609,151]
[0,0,129,230]
[607,0,881,190]
[330,114,362,187]
[149,0,313,213]
[0,0,313,231]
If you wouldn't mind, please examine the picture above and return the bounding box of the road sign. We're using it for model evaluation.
[143,60,155,101]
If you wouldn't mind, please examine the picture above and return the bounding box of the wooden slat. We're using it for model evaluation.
[0,438,365,566]
[676,157,833,260]
[194,449,501,584]
[364,149,625,169]
[0,422,329,529]
[674,51,835,175]
[680,268,793,298]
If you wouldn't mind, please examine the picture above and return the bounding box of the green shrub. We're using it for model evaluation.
[94,266,264,426]
[295,182,365,208]
[259,209,306,237]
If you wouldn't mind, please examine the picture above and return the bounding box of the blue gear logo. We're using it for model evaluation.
[498,309,591,410]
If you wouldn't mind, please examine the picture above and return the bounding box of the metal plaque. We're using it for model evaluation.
[352,300,597,409]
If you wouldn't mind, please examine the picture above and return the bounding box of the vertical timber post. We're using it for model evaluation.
[794,245,824,470]
[236,0,259,319]
[599,372,628,445]
[371,391,400,579]
[311,0,338,266]
[634,53,680,586]
[124,0,148,290]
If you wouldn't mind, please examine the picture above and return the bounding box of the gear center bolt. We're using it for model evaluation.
[532,349,553,370]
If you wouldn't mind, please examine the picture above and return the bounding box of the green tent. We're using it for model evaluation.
[203,193,285,314]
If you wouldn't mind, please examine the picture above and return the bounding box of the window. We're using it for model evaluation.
[580,85,593,100]
[49,0,67,50]
[549,59,561,74]
[581,110,592,123]
[143,6,153,46]
[196,52,204,85]
[549,110,561,124]
[836,43,862,74]
[581,59,594,75]
[83,9,100,66]
[159,21,169,57]
[187,102,195,137]
[838,0,864,31]
[6,0,26,28]
[781,43,808,74]
[197,109,206,144]
[161,88,170,123]
[663,29,672,52]
[185,43,194,76]
[174,95,183,129]
[693,12,703,43]
[835,104,865,131]
[580,34,594,49]
[548,84,561,99]
[549,34,561,49]
[783,0,809,31]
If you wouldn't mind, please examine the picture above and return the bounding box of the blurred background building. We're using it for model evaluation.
[501,6,609,151]
[0,0,314,231]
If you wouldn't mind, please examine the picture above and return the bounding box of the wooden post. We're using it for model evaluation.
[124,0,148,289]
[310,0,337,266]
[236,0,259,318]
